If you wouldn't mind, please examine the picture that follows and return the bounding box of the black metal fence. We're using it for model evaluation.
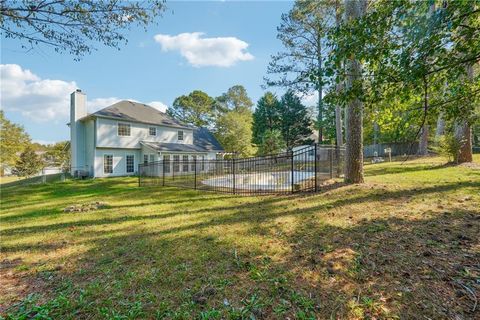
[138,144,345,195]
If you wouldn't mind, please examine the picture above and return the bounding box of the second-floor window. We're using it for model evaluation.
[118,123,131,136]
[149,127,156,136]
[177,130,184,141]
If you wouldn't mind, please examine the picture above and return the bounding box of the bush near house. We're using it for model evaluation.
[1,155,479,319]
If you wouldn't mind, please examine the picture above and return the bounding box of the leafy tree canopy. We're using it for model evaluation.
[0,0,165,59]
[12,146,44,177]
[215,85,254,114]
[215,110,255,157]
[168,90,216,128]
[0,110,31,169]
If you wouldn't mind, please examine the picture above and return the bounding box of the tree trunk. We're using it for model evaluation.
[318,88,323,143]
[417,125,429,155]
[455,64,474,163]
[435,112,445,139]
[344,0,365,184]
[417,77,429,156]
[335,0,344,172]
[455,120,473,163]
[317,34,323,144]
[335,85,343,148]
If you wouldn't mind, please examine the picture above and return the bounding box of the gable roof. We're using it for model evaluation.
[85,100,190,129]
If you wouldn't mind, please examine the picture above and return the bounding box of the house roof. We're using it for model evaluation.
[142,128,224,153]
[84,100,190,129]
[193,127,224,151]
[142,142,211,153]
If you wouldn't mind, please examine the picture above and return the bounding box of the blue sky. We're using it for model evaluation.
[1,1,302,144]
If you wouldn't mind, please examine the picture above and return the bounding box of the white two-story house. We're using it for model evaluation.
[69,89,224,177]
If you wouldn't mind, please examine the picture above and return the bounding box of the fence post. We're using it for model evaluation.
[329,148,334,179]
[194,157,197,189]
[291,149,294,194]
[314,144,318,192]
[232,157,236,194]
[162,157,166,186]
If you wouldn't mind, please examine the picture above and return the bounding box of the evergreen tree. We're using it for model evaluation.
[278,91,314,150]
[252,92,281,145]
[13,146,43,177]
[265,0,332,143]
[258,129,286,156]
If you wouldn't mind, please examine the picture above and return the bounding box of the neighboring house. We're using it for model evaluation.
[69,89,224,177]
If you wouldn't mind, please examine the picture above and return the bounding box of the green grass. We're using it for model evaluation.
[1,156,479,319]
[0,176,23,185]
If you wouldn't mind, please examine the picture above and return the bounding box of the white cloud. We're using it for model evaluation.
[0,64,169,122]
[0,64,77,122]
[153,32,254,67]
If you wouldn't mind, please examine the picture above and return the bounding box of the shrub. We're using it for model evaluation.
[433,134,463,163]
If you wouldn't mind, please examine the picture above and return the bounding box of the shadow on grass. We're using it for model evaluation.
[3,179,478,237]
[2,207,478,319]
[1,176,479,318]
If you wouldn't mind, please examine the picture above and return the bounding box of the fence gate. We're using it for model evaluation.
[139,144,345,195]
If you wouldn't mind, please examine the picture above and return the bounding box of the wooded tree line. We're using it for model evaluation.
[265,0,479,183]
[0,111,69,177]
[167,86,314,157]
[168,0,478,184]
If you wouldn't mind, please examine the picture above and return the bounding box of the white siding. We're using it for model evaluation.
[96,118,193,149]
[94,148,141,177]
[85,119,95,175]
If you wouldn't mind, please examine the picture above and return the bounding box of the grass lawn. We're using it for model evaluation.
[0,176,23,185]
[1,156,479,319]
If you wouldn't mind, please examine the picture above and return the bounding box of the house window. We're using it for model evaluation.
[177,130,184,141]
[118,123,131,136]
[104,155,113,174]
[149,127,157,136]
[190,155,196,171]
[143,155,148,165]
[126,155,135,173]
[173,155,180,172]
[182,155,189,172]
[164,155,170,173]
[149,154,155,163]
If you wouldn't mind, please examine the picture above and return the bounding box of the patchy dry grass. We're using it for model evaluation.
[1,155,479,319]
[0,176,23,185]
